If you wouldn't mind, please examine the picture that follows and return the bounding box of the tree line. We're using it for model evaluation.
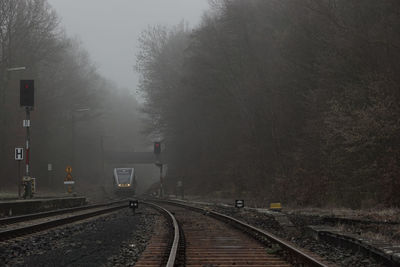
[0,0,143,194]
[137,0,400,208]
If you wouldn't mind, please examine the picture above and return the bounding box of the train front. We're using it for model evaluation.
[113,168,136,196]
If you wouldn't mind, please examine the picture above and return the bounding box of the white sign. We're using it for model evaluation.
[48,163,52,171]
[235,200,244,208]
[64,181,75,185]
[15,148,24,160]
[23,120,30,127]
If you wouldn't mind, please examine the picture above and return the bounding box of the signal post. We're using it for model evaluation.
[154,142,163,197]
[14,148,24,197]
[20,80,35,198]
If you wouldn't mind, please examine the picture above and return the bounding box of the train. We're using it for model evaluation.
[113,167,136,196]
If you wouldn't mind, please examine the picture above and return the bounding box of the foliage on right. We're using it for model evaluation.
[136,0,400,208]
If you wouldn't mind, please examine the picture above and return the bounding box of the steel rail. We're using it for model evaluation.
[142,201,179,267]
[0,200,126,225]
[0,204,127,241]
[152,199,328,267]
[210,210,328,267]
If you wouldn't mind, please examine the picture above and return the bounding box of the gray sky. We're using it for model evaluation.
[47,0,209,90]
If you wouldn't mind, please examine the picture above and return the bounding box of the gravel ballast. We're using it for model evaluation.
[0,206,158,266]
[185,201,386,267]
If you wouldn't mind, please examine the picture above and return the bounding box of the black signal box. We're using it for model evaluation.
[129,200,139,209]
[154,142,161,154]
[20,80,34,107]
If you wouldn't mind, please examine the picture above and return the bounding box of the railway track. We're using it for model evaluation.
[135,202,179,267]
[0,200,127,241]
[141,200,331,267]
[0,200,126,225]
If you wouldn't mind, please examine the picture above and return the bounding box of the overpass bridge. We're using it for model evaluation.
[103,151,167,164]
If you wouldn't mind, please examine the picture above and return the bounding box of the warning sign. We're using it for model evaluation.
[64,166,74,193]
[64,166,74,183]
[65,165,72,173]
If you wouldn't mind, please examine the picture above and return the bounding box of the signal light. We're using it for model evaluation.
[20,80,34,107]
[154,142,161,154]
[129,200,138,208]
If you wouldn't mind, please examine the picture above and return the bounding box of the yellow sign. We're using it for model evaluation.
[270,203,282,211]
[65,165,72,173]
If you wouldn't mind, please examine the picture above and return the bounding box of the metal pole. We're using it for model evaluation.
[24,107,32,199]
[181,177,184,200]
[17,161,21,198]
[160,164,163,198]
[48,169,50,188]
[71,113,74,170]
[100,136,104,182]
[25,107,30,177]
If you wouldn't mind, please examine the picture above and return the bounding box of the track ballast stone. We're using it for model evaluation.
[194,202,385,267]
[0,207,156,267]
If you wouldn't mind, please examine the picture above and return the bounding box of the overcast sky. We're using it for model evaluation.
[47,0,209,91]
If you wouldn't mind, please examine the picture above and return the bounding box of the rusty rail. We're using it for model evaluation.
[141,201,180,267]
[151,199,329,267]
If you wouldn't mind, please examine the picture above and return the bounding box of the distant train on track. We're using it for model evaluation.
[113,168,136,196]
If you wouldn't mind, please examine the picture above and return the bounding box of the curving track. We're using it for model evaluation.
[134,202,179,267]
[141,200,332,267]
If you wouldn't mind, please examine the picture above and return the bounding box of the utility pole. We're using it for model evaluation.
[154,141,164,198]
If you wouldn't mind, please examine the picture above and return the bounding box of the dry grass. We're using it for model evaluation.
[361,231,396,244]
[288,207,400,222]
[335,223,400,245]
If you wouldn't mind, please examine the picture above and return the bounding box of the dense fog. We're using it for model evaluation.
[135,0,400,208]
[2,0,400,208]
[0,0,206,197]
